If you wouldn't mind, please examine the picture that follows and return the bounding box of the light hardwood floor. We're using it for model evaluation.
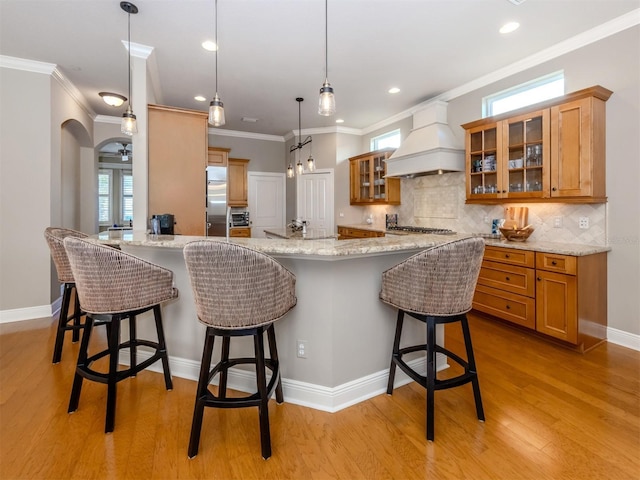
[1,313,638,480]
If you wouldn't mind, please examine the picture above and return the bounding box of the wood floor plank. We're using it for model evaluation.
[1,313,638,480]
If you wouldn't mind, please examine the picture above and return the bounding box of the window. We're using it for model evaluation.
[370,129,401,151]
[483,72,565,117]
[122,173,133,222]
[98,169,112,225]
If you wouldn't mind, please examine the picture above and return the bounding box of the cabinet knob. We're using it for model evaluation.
[551,260,557,266]
[505,276,510,281]
[552,187,557,191]
[506,305,511,310]
[502,190,507,193]
[505,254,510,258]
[537,277,542,281]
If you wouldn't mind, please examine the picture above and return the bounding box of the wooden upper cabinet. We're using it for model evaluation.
[463,85,611,204]
[208,147,230,166]
[148,104,208,236]
[228,158,249,207]
[550,95,607,200]
[349,149,400,205]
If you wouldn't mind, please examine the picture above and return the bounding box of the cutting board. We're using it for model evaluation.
[503,207,528,229]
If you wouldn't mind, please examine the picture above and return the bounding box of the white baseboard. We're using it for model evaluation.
[607,326,640,351]
[0,304,54,324]
[120,351,446,413]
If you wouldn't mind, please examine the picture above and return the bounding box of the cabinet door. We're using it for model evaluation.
[502,109,550,199]
[148,105,207,236]
[349,150,400,205]
[208,147,229,166]
[228,158,249,207]
[466,122,502,199]
[550,97,596,198]
[535,270,578,343]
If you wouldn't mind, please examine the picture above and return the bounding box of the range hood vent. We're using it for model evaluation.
[385,101,465,178]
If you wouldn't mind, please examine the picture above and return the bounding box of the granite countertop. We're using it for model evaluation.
[95,229,610,258]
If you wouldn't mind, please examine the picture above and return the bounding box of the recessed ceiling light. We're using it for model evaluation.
[194,95,207,102]
[99,92,127,107]
[241,117,258,123]
[202,40,218,51]
[335,119,344,124]
[499,21,520,34]
[388,87,401,94]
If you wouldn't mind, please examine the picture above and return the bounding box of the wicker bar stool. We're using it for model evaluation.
[183,240,296,460]
[380,237,486,441]
[63,236,177,433]
[44,227,88,363]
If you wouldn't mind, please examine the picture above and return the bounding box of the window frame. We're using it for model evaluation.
[370,129,401,151]
[483,71,565,118]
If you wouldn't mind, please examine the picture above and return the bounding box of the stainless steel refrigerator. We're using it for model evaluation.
[206,166,227,236]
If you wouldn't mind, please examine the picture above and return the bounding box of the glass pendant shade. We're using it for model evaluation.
[287,164,294,178]
[318,80,335,116]
[209,93,225,126]
[121,105,137,135]
[307,155,315,171]
[296,159,304,175]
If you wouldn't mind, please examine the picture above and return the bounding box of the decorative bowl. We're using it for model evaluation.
[499,225,534,242]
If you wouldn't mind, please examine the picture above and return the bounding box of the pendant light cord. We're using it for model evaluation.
[324,0,328,81]
[127,9,132,105]
[215,0,219,94]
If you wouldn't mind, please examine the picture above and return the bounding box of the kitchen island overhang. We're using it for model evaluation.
[92,230,458,412]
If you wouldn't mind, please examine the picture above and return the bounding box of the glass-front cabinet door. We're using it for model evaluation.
[349,149,400,205]
[502,109,549,199]
[466,122,501,199]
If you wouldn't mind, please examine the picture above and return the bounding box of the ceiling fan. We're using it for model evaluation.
[118,142,132,162]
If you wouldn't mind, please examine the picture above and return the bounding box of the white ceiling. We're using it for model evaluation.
[1,0,638,137]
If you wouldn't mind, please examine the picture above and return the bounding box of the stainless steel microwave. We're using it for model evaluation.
[231,212,250,227]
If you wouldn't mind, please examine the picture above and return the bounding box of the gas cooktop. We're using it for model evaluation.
[386,225,456,235]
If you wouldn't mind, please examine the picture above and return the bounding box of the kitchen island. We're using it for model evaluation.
[93,230,609,412]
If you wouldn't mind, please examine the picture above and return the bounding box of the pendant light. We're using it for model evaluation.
[120,2,138,136]
[289,98,314,178]
[318,0,335,116]
[208,0,225,126]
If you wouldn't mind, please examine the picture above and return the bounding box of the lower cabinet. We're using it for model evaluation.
[472,245,607,352]
[229,227,251,238]
[337,226,385,240]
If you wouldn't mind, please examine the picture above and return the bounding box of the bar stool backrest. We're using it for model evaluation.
[63,237,177,315]
[183,240,297,329]
[380,237,485,316]
[44,227,88,283]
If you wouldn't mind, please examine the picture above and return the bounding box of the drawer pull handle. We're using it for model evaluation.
[551,260,557,266]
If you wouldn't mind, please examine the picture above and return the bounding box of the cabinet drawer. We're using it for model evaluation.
[536,252,576,275]
[229,227,251,238]
[477,260,535,297]
[338,227,384,239]
[484,246,535,267]
[473,284,536,329]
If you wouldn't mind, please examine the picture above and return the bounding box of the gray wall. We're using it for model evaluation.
[207,133,285,172]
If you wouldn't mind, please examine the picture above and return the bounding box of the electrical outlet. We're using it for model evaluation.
[579,217,590,229]
[339,212,344,218]
[296,340,308,358]
[553,216,563,228]
[484,216,490,224]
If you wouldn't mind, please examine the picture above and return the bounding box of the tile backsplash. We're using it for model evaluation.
[362,172,607,246]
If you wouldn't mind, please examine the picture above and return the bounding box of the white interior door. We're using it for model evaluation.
[248,172,286,238]
[296,169,334,236]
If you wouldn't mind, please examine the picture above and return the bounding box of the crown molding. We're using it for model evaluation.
[95,115,122,125]
[123,41,154,59]
[208,128,285,142]
[0,55,56,74]
[51,67,96,119]
[362,9,640,134]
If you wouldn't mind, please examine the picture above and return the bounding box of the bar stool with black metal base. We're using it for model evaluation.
[380,237,486,441]
[63,236,178,433]
[44,227,88,363]
[183,240,297,460]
